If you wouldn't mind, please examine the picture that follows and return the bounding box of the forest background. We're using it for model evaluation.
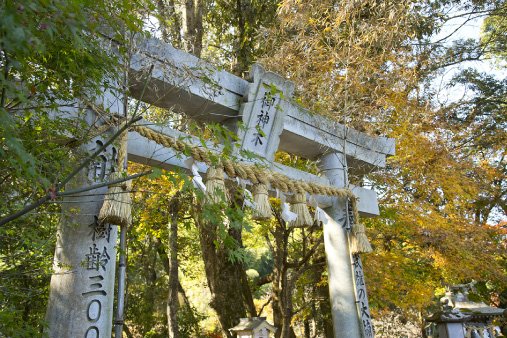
[0,0,506,337]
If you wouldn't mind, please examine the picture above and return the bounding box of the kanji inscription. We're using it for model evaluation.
[85,244,111,271]
[244,89,279,155]
[353,254,374,338]
[237,64,294,162]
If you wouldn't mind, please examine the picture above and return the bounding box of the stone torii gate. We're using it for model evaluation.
[44,36,395,337]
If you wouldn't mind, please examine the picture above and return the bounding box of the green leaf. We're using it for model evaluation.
[149,167,163,179]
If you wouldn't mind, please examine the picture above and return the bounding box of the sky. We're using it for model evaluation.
[432,11,506,106]
[429,10,506,224]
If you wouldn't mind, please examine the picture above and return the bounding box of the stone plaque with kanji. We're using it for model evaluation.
[238,64,295,162]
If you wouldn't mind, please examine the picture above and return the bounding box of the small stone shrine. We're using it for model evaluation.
[229,317,277,338]
[426,283,507,338]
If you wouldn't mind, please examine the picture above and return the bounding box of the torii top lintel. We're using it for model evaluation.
[128,37,395,175]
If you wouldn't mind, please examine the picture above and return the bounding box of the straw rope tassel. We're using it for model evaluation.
[289,192,312,228]
[349,198,372,254]
[252,183,272,220]
[99,129,132,227]
[205,166,227,204]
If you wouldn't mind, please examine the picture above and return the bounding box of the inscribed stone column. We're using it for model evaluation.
[45,91,123,338]
[320,152,362,338]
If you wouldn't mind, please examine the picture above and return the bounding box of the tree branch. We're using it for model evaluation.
[0,116,143,227]
[52,170,152,198]
[255,272,273,288]
[286,234,324,269]
[256,296,272,317]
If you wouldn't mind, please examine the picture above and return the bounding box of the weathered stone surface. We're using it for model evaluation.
[236,64,295,162]
[45,93,122,338]
[45,147,118,337]
[129,37,246,121]
[321,152,363,338]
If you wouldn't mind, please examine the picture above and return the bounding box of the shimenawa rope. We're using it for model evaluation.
[86,107,370,251]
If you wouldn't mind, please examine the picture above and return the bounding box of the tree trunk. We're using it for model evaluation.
[156,238,194,311]
[267,216,298,338]
[268,222,285,338]
[197,217,246,337]
[156,0,181,47]
[192,193,249,337]
[315,265,334,338]
[304,319,311,338]
[156,0,170,43]
[143,236,158,335]
[167,0,181,48]
[241,256,258,317]
[181,0,203,57]
[167,196,180,338]
[268,213,324,338]
[231,0,254,76]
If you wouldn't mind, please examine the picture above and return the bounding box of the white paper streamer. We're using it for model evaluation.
[320,208,333,226]
[277,189,286,205]
[281,202,298,222]
[277,190,297,222]
[315,206,329,225]
[193,176,206,193]
[184,158,206,193]
[236,177,246,190]
[244,188,257,209]
[309,195,329,225]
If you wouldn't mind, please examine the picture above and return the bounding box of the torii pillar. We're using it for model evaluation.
[44,91,122,338]
[320,152,362,337]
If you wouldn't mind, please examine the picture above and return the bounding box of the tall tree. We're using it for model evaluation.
[203,0,279,75]
[182,0,204,56]
[0,0,143,335]
[167,192,182,338]
[191,184,255,337]
[260,0,424,129]
[156,0,182,46]
[258,0,507,332]
[264,214,324,338]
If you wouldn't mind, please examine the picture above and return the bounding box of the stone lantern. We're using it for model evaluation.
[426,283,506,338]
[229,317,277,338]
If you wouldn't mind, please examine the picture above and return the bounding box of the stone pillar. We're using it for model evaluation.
[45,92,123,338]
[321,152,362,338]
